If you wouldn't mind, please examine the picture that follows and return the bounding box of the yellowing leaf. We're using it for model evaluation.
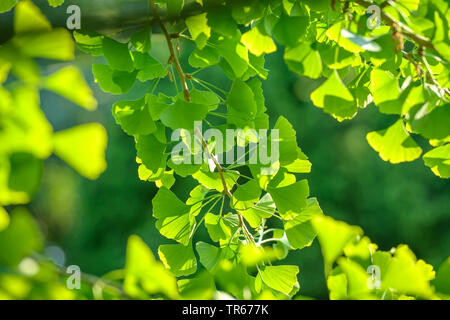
[53,123,107,180]
[43,66,97,110]
[241,27,276,56]
[367,119,422,164]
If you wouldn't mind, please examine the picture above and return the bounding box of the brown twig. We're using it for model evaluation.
[354,0,438,53]
[149,0,190,102]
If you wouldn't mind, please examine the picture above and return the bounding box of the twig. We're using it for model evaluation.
[149,0,190,102]
[354,0,438,53]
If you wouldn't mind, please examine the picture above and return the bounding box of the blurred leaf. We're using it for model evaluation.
[43,66,97,110]
[53,123,107,180]
[158,243,197,276]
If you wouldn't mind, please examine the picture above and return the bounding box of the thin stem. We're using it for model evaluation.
[354,0,439,54]
[149,0,191,101]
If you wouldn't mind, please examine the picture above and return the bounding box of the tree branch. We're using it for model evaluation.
[149,0,191,102]
[354,0,437,52]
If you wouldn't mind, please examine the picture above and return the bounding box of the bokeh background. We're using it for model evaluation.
[6,0,449,299]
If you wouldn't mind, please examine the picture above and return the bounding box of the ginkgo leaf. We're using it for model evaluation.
[124,235,178,299]
[410,104,450,140]
[0,0,17,13]
[152,187,194,245]
[43,66,97,110]
[158,243,197,277]
[312,216,363,269]
[130,28,151,53]
[53,123,107,180]
[14,0,51,33]
[367,119,422,164]
[370,69,402,115]
[0,207,43,267]
[268,179,309,220]
[310,71,356,121]
[102,37,134,72]
[259,265,299,295]
[232,180,261,210]
[112,98,156,136]
[160,97,209,130]
[423,144,450,178]
[132,52,167,82]
[284,198,323,249]
[136,133,166,173]
[13,29,74,61]
[284,43,322,79]
[241,26,276,56]
[92,64,136,94]
[186,13,211,49]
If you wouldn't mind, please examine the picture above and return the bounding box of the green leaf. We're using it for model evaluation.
[232,180,261,210]
[310,71,356,121]
[124,235,178,299]
[92,64,136,94]
[205,213,232,242]
[13,29,74,61]
[132,51,167,82]
[53,123,108,180]
[0,207,9,231]
[241,26,276,56]
[284,43,322,79]
[312,215,363,269]
[14,0,51,33]
[43,66,97,110]
[284,198,323,249]
[272,116,299,165]
[259,265,299,295]
[136,133,166,172]
[268,179,309,220]
[152,187,193,245]
[102,37,134,72]
[190,89,220,111]
[434,257,450,296]
[423,144,450,178]
[0,207,43,267]
[158,243,197,277]
[73,30,104,56]
[226,80,258,127]
[340,29,381,52]
[241,193,274,228]
[160,97,209,130]
[186,13,211,49]
[112,98,156,136]
[130,28,151,53]
[381,245,435,298]
[192,168,239,193]
[6,153,43,203]
[326,22,364,53]
[0,86,53,159]
[283,148,312,173]
[410,104,450,140]
[47,0,64,7]
[0,0,17,13]
[196,241,234,271]
[370,69,402,115]
[188,46,220,68]
[366,119,422,164]
[178,271,216,300]
[155,170,176,189]
[273,15,309,47]
[166,0,184,17]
